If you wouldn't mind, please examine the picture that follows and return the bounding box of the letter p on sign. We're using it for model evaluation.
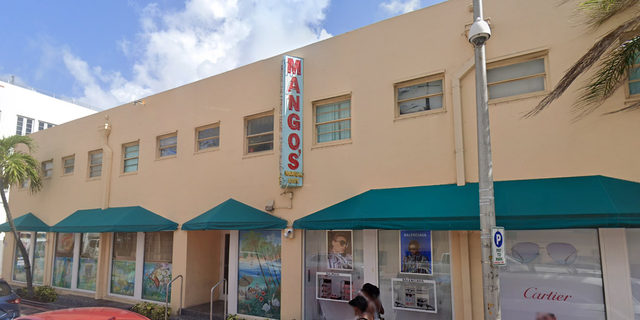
[491,227,506,266]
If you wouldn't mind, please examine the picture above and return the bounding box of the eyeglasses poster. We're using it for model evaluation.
[501,230,605,320]
[400,230,432,275]
[326,230,353,270]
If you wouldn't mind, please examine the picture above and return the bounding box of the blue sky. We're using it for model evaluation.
[0,0,445,109]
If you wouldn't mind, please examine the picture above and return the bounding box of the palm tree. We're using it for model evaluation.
[525,0,640,119]
[0,136,43,297]
[240,231,270,290]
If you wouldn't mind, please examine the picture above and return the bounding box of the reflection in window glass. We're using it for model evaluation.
[315,101,351,143]
[397,79,444,115]
[487,58,546,100]
[52,233,75,288]
[304,230,364,320]
[13,232,32,282]
[111,232,137,296]
[502,230,604,320]
[32,232,46,284]
[142,232,173,301]
[246,116,274,153]
[378,230,453,320]
[78,233,100,291]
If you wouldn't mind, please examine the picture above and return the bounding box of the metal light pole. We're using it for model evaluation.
[468,0,501,319]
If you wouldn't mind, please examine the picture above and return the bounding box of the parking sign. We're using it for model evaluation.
[491,227,506,266]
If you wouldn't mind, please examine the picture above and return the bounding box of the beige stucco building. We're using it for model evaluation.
[3,0,640,319]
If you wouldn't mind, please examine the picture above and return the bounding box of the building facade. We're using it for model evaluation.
[2,0,640,320]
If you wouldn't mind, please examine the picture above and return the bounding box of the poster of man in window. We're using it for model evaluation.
[400,231,432,275]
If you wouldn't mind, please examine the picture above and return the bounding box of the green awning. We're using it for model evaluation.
[182,199,288,230]
[51,206,178,233]
[0,213,50,232]
[293,176,640,230]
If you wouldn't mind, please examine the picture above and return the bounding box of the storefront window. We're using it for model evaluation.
[32,232,46,284]
[12,232,32,282]
[304,230,364,320]
[626,229,640,318]
[52,233,74,288]
[378,230,453,320]
[502,229,604,320]
[238,230,282,319]
[142,232,173,302]
[111,232,137,296]
[78,233,100,291]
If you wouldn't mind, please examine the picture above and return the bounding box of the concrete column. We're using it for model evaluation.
[362,229,378,286]
[170,230,188,314]
[281,229,302,320]
[599,228,634,320]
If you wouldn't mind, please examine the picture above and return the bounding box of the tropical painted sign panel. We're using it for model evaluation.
[111,260,136,296]
[143,262,172,302]
[238,230,282,319]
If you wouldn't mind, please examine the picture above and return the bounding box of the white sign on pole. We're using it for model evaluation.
[491,226,506,266]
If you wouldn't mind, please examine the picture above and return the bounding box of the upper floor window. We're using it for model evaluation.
[19,179,29,189]
[196,124,220,151]
[487,56,547,101]
[157,133,177,158]
[16,116,34,136]
[62,156,74,175]
[629,55,640,97]
[396,76,444,117]
[38,121,55,131]
[245,114,274,154]
[123,142,139,173]
[314,96,351,144]
[42,160,53,179]
[88,150,103,179]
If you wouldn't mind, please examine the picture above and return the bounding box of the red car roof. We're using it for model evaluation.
[16,307,150,320]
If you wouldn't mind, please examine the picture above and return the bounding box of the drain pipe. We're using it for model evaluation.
[99,122,113,210]
[452,57,475,186]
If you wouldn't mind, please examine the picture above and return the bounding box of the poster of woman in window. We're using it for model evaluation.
[327,230,353,270]
[400,231,432,275]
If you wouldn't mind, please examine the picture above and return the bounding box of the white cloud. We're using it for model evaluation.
[380,0,420,14]
[63,0,332,109]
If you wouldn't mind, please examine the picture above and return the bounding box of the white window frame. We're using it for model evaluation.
[195,123,221,152]
[16,116,35,136]
[62,155,75,176]
[122,142,140,173]
[12,231,37,283]
[313,95,352,145]
[42,160,53,179]
[157,133,178,159]
[88,150,103,179]
[38,121,55,131]
[244,112,274,155]
[486,52,549,103]
[107,232,174,302]
[394,74,446,119]
[50,233,98,293]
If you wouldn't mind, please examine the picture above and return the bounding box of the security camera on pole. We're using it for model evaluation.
[468,1,502,319]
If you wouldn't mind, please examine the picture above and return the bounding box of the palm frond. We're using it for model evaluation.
[524,15,640,118]
[0,135,38,154]
[577,0,640,27]
[3,152,42,194]
[572,35,640,118]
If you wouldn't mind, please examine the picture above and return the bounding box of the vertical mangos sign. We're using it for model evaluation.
[280,56,303,187]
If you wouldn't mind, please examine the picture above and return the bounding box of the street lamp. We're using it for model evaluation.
[468,1,500,320]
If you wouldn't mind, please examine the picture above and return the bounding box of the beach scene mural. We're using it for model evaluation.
[238,230,281,319]
[142,262,172,302]
[33,233,46,283]
[78,258,98,291]
[111,260,136,296]
[52,257,73,288]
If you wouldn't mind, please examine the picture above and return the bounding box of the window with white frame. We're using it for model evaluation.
[38,121,55,131]
[629,55,640,97]
[15,116,35,136]
[13,231,46,284]
[52,233,75,288]
[88,150,103,178]
[487,56,547,100]
[78,233,100,291]
[157,133,178,158]
[314,97,351,144]
[110,232,174,301]
[396,77,444,116]
[42,160,53,178]
[246,114,274,154]
[51,233,100,291]
[196,124,220,151]
[123,142,139,173]
[62,156,74,175]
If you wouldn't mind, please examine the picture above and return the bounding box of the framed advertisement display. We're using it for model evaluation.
[400,230,432,275]
[316,272,353,302]
[327,230,353,271]
[391,278,437,313]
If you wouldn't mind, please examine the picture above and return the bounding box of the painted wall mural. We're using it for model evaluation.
[33,233,46,284]
[238,230,281,320]
[52,257,73,288]
[78,258,98,291]
[142,262,172,302]
[111,260,136,296]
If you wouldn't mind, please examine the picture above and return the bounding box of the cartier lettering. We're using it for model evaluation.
[523,287,572,301]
